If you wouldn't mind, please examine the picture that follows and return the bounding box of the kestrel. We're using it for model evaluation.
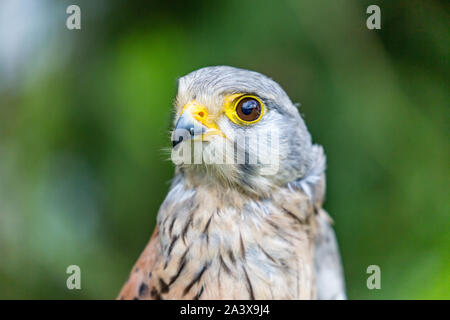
[118,66,346,300]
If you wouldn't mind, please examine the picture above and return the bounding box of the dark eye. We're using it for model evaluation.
[236,97,262,122]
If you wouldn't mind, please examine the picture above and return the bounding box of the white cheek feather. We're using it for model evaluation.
[297,145,326,202]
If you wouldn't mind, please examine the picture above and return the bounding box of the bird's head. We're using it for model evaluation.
[171,66,317,196]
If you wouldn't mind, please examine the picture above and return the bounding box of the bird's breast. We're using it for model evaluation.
[148,180,317,299]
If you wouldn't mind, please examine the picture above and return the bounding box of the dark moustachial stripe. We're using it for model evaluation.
[238,160,256,190]
[183,263,209,296]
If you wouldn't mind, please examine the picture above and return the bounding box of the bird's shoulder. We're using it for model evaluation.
[117,227,160,300]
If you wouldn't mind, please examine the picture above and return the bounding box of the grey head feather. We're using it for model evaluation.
[175,65,320,194]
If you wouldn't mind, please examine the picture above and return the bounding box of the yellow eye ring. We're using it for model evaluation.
[224,94,264,125]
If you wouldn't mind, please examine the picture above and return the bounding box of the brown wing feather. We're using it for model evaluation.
[117,227,160,300]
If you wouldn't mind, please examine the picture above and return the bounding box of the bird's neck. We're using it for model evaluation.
[154,173,318,299]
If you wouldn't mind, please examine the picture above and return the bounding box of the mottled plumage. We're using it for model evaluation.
[118,66,346,300]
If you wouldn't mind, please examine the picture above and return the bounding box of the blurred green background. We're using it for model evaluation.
[0,0,448,299]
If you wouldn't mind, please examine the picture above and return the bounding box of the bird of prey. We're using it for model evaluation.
[118,66,346,300]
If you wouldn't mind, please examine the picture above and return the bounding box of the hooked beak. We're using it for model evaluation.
[172,101,224,148]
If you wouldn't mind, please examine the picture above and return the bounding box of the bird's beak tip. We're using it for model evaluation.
[172,111,206,148]
[171,102,224,148]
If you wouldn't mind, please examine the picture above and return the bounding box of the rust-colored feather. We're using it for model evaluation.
[117,227,160,300]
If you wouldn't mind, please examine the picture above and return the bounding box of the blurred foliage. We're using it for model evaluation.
[0,0,448,299]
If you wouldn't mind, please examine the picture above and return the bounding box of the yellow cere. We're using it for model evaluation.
[180,100,220,131]
[180,100,225,140]
[223,94,265,125]
[180,94,264,142]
